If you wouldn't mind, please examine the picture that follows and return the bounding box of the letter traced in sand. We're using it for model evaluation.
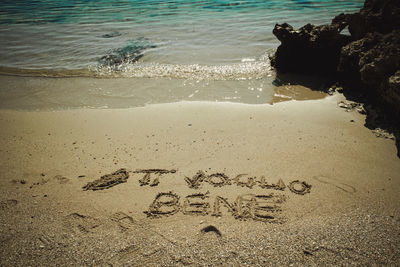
[184,170,207,189]
[83,168,129,191]
[133,169,176,187]
[182,192,210,215]
[185,171,232,188]
[288,180,312,195]
[212,196,237,217]
[233,194,285,223]
[258,177,286,190]
[206,173,231,187]
[234,174,257,188]
[251,194,286,222]
[144,191,180,218]
[133,169,177,174]
[138,173,152,186]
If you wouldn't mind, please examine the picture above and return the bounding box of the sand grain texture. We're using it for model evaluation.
[0,95,399,266]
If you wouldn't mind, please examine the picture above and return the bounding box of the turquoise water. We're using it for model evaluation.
[0,0,363,72]
[0,0,363,109]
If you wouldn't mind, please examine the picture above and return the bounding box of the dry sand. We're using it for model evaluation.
[0,94,399,266]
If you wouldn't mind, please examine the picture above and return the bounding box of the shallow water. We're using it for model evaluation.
[0,0,363,110]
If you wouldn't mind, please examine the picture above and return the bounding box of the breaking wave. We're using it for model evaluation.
[0,53,273,81]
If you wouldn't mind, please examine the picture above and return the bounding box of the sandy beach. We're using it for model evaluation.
[0,93,399,266]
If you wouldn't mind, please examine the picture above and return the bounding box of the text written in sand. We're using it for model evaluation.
[137,169,311,223]
[83,168,312,223]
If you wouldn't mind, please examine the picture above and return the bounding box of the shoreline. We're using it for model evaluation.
[1,95,399,265]
[0,72,328,110]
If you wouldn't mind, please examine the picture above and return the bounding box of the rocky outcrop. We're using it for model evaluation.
[271,0,400,114]
[270,23,350,74]
[338,30,400,114]
[271,0,400,156]
[336,0,400,116]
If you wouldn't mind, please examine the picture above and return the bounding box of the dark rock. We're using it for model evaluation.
[338,30,400,114]
[333,0,400,40]
[382,70,400,115]
[101,32,122,38]
[271,23,351,74]
[333,0,400,110]
[272,0,400,92]
[200,225,222,236]
[99,50,143,67]
[303,250,313,256]
[99,38,156,68]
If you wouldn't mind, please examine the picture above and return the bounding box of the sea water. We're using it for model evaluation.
[0,0,363,110]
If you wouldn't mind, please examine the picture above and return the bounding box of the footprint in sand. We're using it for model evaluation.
[53,175,70,184]
[110,211,137,231]
[303,245,359,261]
[312,175,356,193]
[107,244,142,265]
[106,244,166,266]
[0,199,18,210]
[30,178,49,188]
[64,213,100,235]
[37,234,55,249]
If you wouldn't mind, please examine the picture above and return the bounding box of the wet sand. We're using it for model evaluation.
[0,94,399,266]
